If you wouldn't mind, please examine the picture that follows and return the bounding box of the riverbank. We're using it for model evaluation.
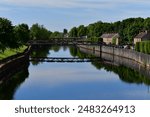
[0,46,31,81]
[78,45,150,69]
[0,46,27,60]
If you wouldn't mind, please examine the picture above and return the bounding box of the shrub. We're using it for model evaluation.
[112,37,117,45]
[135,42,140,52]
[136,41,150,54]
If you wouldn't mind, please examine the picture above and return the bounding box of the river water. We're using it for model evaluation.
[1,46,150,100]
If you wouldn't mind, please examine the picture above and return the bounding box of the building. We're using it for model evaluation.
[63,33,69,38]
[134,31,150,44]
[81,35,87,39]
[100,33,120,45]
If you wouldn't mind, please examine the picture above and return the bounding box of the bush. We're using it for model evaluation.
[88,37,99,42]
[135,42,140,52]
[148,41,150,54]
[112,37,117,45]
[140,42,144,53]
[145,42,149,54]
[136,41,150,54]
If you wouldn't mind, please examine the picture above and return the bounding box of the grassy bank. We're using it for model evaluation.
[0,46,27,60]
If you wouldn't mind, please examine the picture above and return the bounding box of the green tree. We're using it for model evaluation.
[63,29,68,35]
[30,23,50,40]
[14,23,30,46]
[144,17,150,31]
[77,25,87,37]
[127,24,142,43]
[69,27,78,37]
[0,17,14,50]
[50,31,63,38]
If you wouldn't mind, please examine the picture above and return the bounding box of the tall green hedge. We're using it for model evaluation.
[135,42,140,52]
[135,41,150,54]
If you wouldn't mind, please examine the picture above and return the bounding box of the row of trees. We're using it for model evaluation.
[69,17,150,44]
[0,18,30,51]
[1,17,150,51]
[0,17,64,52]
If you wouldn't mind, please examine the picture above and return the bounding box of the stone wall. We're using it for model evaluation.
[0,46,31,81]
[78,45,150,68]
[78,45,150,78]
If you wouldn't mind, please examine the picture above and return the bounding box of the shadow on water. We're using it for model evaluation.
[0,61,29,100]
[70,46,150,86]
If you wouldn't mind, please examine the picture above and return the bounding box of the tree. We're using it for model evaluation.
[77,25,87,37]
[14,23,30,46]
[127,24,143,43]
[144,17,150,31]
[30,23,50,40]
[87,24,95,37]
[0,17,14,50]
[50,31,63,38]
[69,27,78,37]
[63,29,68,34]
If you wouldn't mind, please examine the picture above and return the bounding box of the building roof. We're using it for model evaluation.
[135,32,150,39]
[101,33,119,38]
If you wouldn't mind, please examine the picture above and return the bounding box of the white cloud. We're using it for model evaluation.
[0,0,135,8]
[0,0,150,9]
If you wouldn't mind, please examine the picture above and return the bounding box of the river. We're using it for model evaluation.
[0,46,150,100]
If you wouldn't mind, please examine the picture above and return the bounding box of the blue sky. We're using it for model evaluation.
[0,0,150,32]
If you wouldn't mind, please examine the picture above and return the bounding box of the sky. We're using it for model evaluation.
[0,0,150,32]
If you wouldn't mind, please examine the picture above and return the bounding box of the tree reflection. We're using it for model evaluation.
[30,45,51,65]
[70,47,150,86]
[92,62,150,85]
[0,62,29,100]
[30,45,62,65]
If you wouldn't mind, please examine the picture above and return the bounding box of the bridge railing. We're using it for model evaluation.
[29,57,102,63]
[27,39,103,46]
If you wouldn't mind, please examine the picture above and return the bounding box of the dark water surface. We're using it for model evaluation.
[1,46,150,100]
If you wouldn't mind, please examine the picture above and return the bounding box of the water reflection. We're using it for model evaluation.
[29,45,150,88]
[0,62,29,100]
[1,45,150,100]
[78,47,150,86]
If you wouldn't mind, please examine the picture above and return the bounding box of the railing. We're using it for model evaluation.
[28,40,102,46]
[30,57,102,63]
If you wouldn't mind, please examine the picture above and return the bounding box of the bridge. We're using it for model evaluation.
[29,57,102,63]
[28,38,102,46]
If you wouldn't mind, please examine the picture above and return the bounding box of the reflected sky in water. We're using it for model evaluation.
[14,47,150,100]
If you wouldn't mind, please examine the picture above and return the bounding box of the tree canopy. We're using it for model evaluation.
[69,17,150,44]
[30,23,50,40]
[1,16,150,52]
[14,23,30,46]
[0,18,14,50]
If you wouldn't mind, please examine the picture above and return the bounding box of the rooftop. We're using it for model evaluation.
[135,32,150,38]
[101,33,119,38]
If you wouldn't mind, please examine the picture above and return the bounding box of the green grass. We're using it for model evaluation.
[0,46,27,60]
